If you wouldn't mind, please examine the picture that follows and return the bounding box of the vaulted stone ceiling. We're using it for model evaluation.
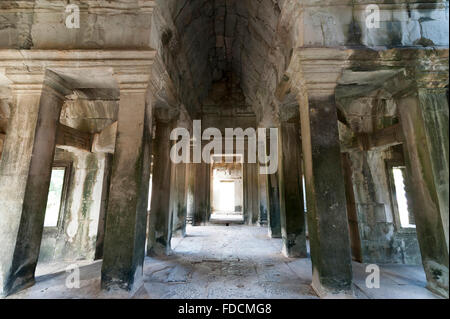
[159,0,294,123]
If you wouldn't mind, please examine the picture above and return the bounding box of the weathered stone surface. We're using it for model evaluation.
[299,93,353,297]
[267,172,282,239]
[0,0,448,300]
[147,120,175,256]
[172,162,188,238]
[398,92,449,298]
[257,164,269,226]
[244,163,259,225]
[101,91,152,293]
[38,150,107,263]
[0,80,69,297]
[278,122,307,258]
[192,161,211,226]
[347,149,421,265]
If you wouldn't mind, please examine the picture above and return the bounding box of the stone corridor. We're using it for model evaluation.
[0,0,448,300]
[7,225,440,299]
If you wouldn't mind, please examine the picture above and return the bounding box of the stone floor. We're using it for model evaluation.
[7,225,441,299]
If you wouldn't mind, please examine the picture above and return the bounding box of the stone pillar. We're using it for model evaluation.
[172,161,188,238]
[186,163,195,224]
[244,163,259,225]
[147,120,175,256]
[267,172,282,238]
[192,162,210,226]
[298,92,353,297]
[234,175,243,213]
[0,134,5,160]
[266,131,282,238]
[341,153,362,263]
[95,153,114,260]
[257,167,269,226]
[101,89,152,293]
[278,122,307,258]
[397,88,449,297]
[0,75,70,297]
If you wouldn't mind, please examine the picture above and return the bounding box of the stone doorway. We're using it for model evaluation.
[210,155,244,224]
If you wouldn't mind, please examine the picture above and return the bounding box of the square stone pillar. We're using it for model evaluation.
[147,120,175,256]
[101,89,152,293]
[278,122,307,258]
[257,166,269,226]
[298,92,353,297]
[172,161,188,238]
[267,171,282,238]
[244,162,259,225]
[0,75,70,297]
[186,162,195,224]
[0,134,5,160]
[262,133,282,238]
[94,153,114,260]
[397,88,449,298]
[192,161,210,226]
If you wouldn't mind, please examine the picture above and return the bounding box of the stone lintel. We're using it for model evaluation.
[0,50,156,93]
[56,123,93,152]
[342,123,405,152]
[286,47,448,102]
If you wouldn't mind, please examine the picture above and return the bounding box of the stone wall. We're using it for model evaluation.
[0,0,155,50]
[39,149,106,263]
[349,148,421,264]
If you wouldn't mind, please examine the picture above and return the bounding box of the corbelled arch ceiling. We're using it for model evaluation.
[156,0,299,124]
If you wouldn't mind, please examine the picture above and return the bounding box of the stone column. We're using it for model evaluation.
[0,74,70,297]
[192,161,210,226]
[298,92,353,297]
[244,163,259,225]
[235,172,244,214]
[267,172,282,238]
[186,162,195,224]
[397,88,449,297]
[266,131,282,238]
[101,89,152,293]
[147,120,175,256]
[257,168,269,226]
[0,134,5,160]
[172,161,188,238]
[95,153,114,260]
[278,122,307,258]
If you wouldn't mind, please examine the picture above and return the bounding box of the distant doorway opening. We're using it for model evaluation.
[210,155,244,224]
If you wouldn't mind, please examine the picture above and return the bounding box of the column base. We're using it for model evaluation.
[172,229,187,238]
[269,232,282,239]
[311,281,355,299]
[147,242,172,257]
[101,276,144,297]
[423,260,449,298]
[311,273,354,299]
[1,276,35,298]
[192,221,208,227]
[258,221,268,227]
[427,284,449,299]
[282,246,308,259]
